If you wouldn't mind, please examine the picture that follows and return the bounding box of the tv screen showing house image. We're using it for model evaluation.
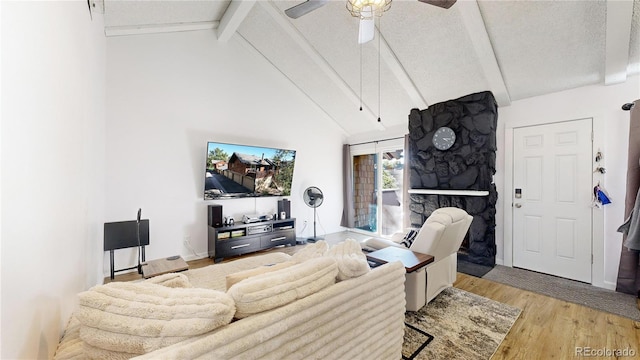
[204,141,296,200]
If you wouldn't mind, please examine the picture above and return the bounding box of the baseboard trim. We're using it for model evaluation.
[182,252,209,262]
[599,280,617,291]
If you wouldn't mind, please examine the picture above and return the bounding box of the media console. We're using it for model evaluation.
[208,218,296,263]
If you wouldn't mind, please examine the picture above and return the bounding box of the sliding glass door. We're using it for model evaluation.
[351,139,404,237]
[380,149,404,236]
[353,153,379,232]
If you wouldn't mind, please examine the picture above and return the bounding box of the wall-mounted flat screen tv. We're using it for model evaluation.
[204,141,296,200]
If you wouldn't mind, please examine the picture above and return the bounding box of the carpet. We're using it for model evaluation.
[457,259,494,278]
[483,265,640,321]
[403,287,521,360]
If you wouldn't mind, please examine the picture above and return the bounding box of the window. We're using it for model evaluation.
[350,139,404,236]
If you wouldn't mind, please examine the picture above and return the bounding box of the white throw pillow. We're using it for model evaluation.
[327,238,371,281]
[225,261,296,290]
[228,257,338,319]
[291,240,329,262]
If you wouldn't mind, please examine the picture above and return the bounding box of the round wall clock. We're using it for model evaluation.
[432,126,456,150]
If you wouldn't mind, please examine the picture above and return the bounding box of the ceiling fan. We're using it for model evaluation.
[285,0,457,44]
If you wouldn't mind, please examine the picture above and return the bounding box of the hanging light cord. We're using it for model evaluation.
[359,40,363,111]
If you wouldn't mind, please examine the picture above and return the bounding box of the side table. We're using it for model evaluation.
[367,247,434,311]
[141,256,189,279]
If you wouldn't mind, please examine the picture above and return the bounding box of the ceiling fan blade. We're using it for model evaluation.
[284,0,329,19]
[418,0,457,9]
[358,18,375,44]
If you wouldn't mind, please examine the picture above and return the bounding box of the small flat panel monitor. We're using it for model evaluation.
[104,220,150,251]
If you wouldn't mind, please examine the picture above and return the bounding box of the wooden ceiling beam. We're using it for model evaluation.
[217,0,257,42]
[457,0,511,107]
[373,26,430,110]
[604,0,633,85]
[258,1,385,131]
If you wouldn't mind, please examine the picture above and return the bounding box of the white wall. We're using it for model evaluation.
[1,1,106,358]
[496,76,640,288]
[105,30,346,273]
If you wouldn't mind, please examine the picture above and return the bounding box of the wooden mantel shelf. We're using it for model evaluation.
[408,189,489,196]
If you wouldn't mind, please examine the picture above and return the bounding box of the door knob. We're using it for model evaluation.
[514,203,522,208]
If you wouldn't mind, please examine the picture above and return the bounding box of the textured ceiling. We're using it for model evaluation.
[479,0,606,100]
[102,0,640,137]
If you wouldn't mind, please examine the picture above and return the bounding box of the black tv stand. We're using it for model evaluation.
[208,218,296,263]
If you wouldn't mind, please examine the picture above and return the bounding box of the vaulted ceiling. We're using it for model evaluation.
[100,0,640,137]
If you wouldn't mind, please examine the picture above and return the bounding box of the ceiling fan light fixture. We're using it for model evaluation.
[347,0,392,19]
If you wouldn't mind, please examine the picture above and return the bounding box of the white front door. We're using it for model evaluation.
[512,118,593,283]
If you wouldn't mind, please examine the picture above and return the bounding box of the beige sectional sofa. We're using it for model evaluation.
[54,241,407,359]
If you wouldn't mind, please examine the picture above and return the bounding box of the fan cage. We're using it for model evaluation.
[304,187,324,208]
[346,0,392,19]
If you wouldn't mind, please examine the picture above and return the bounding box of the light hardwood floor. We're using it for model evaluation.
[454,273,640,359]
[106,242,640,359]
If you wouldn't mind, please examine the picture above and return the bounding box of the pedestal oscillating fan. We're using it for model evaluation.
[303,186,324,242]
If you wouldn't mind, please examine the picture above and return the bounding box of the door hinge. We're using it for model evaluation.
[591,131,594,142]
[592,254,594,264]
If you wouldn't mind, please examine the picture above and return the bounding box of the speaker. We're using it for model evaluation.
[277,199,290,219]
[208,205,223,228]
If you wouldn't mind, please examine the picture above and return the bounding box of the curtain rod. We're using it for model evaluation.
[348,136,405,147]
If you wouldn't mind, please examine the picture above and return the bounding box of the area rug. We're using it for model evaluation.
[403,287,521,360]
[483,265,640,321]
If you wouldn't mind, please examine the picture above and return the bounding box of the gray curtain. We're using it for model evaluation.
[403,134,411,230]
[340,144,355,228]
[616,99,640,297]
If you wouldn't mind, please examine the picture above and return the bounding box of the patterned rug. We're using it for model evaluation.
[403,287,521,360]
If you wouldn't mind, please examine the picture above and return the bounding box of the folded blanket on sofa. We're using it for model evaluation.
[327,238,370,281]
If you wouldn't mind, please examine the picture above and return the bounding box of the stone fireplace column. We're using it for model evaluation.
[408,91,498,266]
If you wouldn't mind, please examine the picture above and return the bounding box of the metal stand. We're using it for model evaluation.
[109,246,145,280]
[136,219,142,274]
[307,206,323,242]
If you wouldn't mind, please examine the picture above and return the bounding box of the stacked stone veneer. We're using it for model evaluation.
[353,154,376,230]
[408,91,498,266]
